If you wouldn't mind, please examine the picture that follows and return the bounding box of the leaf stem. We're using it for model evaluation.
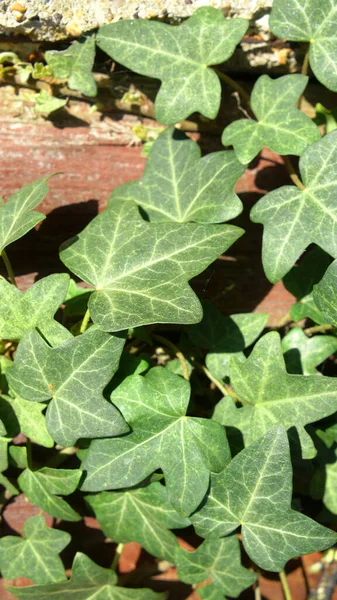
[196,362,251,406]
[301,43,310,77]
[1,250,17,287]
[26,438,33,470]
[254,579,262,600]
[279,569,292,600]
[152,333,189,380]
[283,156,306,191]
[304,323,334,336]
[213,69,251,108]
[111,543,124,571]
[80,308,91,334]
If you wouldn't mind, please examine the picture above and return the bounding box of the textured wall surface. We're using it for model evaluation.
[1,0,273,40]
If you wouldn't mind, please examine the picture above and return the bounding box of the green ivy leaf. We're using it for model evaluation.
[0,274,71,345]
[270,0,337,92]
[9,446,28,469]
[281,327,337,375]
[251,131,337,282]
[7,552,167,600]
[18,467,82,522]
[82,367,230,515]
[0,177,50,254]
[7,328,128,447]
[45,35,97,97]
[87,481,190,561]
[97,7,248,125]
[34,90,67,115]
[0,515,70,584]
[190,426,337,571]
[110,127,244,223]
[222,75,320,164]
[188,301,267,379]
[314,259,337,325]
[1,394,53,448]
[60,199,243,332]
[214,332,337,458]
[176,536,256,597]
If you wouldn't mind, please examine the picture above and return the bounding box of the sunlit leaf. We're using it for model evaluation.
[0,515,70,584]
[97,7,248,125]
[190,426,337,571]
[82,367,230,515]
[87,481,190,561]
[60,198,243,332]
[18,467,82,522]
[110,127,244,223]
[7,328,128,447]
[222,75,320,164]
[270,0,337,92]
[45,35,97,97]
[281,327,337,375]
[213,332,337,458]
[314,259,337,325]
[251,131,337,282]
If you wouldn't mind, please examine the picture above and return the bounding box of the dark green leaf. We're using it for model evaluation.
[110,127,244,223]
[18,467,82,522]
[176,536,256,596]
[60,199,243,332]
[87,481,190,561]
[222,75,320,164]
[7,552,168,599]
[191,426,337,571]
[97,7,248,125]
[82,367,230,515]
[0,515,70,583]
[7,327,128,447]
[251,131,337,282]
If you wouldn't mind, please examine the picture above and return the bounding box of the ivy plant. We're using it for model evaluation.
[2,2,337,600]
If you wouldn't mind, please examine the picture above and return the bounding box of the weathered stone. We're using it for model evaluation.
[0,0,273,41]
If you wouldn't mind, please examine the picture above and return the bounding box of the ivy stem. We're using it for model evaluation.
[1,250,17,287]
[304,323,334,336]
[301,43,310,77]
[26,439,33,470]
[279,569,293,600]
[213,69,251,108]
[283,156,306,191]
[196,362,251,406]
[254,579,262,600]
[80,308,91,334]
[111,543,124,571]
[152,333,189,380]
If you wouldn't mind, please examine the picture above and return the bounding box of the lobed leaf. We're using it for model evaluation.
[60,198,243,332]
[190,426,337,571]
[0,515,70,584]
[281,327,337,375]
[176,536,256,597]
[1,394,53,448]
[18,467,82,522]
[214,332,337,458]
[314,259,337,325]
[110,127,244,223]
[7,327,128,447]
[87,481,190,561]
[222,75,320,164]
[270,0,337,92]
[81,367,230,515]
[251,131,337,282]
[97,7,248,125]
[6,552,168,599]
[0,274,71,345]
